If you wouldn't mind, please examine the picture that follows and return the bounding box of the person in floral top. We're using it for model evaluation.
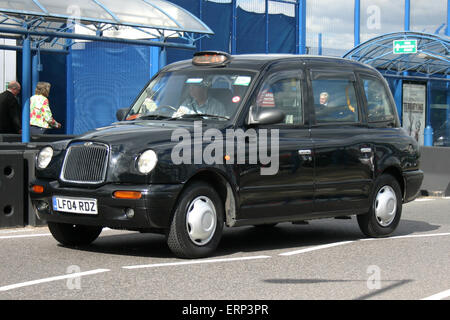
[29,82,61,135]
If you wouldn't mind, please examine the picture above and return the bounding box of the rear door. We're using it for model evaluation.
[308,69,373,215]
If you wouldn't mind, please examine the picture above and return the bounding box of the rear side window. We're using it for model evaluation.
[361,76,395,123]
[311,71,360,124]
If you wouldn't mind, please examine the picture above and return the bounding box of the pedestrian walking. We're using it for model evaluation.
[0,81,22,134]
[30,82,61,135]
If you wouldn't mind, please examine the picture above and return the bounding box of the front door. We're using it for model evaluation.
[237,69,314,221]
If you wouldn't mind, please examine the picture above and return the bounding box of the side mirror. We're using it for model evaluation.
[247,106,285,126]
[116,108,129,121]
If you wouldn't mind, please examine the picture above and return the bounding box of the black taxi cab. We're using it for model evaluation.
[30,52,424,258]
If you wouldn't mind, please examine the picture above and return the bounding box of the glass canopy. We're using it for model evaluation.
[0,0,213,34]
[344,32,449,77]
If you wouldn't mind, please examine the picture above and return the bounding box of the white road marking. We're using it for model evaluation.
[0,227,111,235]
[414,198,435,202]
[122,255,271,270]
[278,232,450,256]
[278,241,355,256]
[0,269,110,292]
[360,232,450,241]
[0,233,51,240]
[422,289,450,300]
[0,228,43,235]
[0,228,114,240]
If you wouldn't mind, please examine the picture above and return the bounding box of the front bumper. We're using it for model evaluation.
[403,169,424,203]
[30,180,183,230]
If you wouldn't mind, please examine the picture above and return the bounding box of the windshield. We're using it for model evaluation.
[126,70,255,121]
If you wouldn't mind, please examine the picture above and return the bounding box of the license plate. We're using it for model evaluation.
[52,197,98,215]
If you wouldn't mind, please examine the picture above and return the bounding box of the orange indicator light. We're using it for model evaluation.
[32,185,44,194]
[113,191,142,199]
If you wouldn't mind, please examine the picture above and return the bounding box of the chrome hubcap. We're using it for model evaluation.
[186,196,217,246]
[374,185,397,227]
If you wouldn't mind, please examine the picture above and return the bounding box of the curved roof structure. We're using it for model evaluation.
[343,32,449,77]
[0,0,213,35]
[0,0,214,53]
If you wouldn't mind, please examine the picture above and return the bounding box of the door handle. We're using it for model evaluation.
[298,149,312,155]
[359,147,375,173]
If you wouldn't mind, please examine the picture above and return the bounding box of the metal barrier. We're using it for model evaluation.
[0,135,76,228]
[0,134,76,143]
[420,146,450,197]
[0,134,22,143]
[0,150,25,228]
[23,149,46,226]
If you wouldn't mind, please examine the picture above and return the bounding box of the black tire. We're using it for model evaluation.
[167,182,224,259]
[48,222,103,247]
[357,174,402,238]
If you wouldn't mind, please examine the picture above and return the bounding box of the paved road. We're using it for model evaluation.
[0,197,449,302]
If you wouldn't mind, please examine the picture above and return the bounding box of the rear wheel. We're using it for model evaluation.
[167,182,224,259]
[48,222,102,247]
[357,174,402,237]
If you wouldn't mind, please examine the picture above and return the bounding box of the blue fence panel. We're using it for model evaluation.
[70,42,151,135]
[201,0,232,52]
[40,53,67,135]
[236,7,265,54]
[268,13,296,53]
[166,0,232,64]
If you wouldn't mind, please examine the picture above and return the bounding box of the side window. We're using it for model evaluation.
[255,73,303,125]
[361,76,395,123]
[311,72,359,124]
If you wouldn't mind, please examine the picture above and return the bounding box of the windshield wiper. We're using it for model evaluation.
[138,114,172,120]
[172,113,230,121]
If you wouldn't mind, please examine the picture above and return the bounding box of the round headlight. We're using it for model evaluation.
[37,146,53,169]
[137,150,158,174]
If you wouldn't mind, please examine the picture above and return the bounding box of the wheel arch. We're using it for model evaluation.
[379,166,405,201]
[174,169,238,227]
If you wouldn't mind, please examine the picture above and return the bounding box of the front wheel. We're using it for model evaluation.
[357,174,402,238]
[48,222,102,247]
[167,182,224,259]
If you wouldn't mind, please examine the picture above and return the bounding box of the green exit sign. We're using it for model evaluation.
[393,40,417,54]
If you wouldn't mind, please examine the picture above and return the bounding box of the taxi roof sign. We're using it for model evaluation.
[192,51,231,66]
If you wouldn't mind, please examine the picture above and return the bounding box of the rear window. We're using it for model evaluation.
[361,76,395,123]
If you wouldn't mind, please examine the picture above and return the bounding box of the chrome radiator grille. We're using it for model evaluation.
[61,143,109,184]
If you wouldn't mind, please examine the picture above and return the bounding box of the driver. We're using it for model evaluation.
[177,81,227,117]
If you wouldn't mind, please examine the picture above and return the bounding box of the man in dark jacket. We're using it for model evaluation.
[0,81,21,134]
